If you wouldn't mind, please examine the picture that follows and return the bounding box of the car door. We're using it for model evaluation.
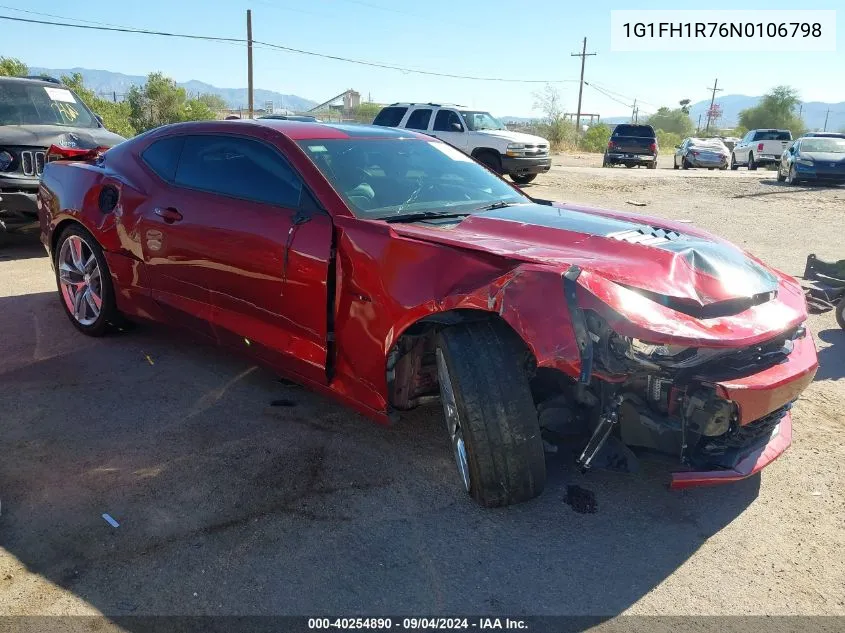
[675,139,687,166]
[136,132,333,385]
[430,109,469,151]
[735,131,751,162]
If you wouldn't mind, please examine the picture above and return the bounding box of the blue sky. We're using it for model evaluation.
[1,0,842,117]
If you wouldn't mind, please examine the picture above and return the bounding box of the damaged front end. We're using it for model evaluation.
[537,267,818,489]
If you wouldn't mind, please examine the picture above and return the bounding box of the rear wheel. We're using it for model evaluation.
[54,224,120,336]
[730,153,739,170]
[435,320,546,507]
[836,297,845,330]
[682,158,690,170]
[647,159,657,170]
[776,164,786,182]
[602,154,611,168]
[748,152,757,170]
[511,173,537,185]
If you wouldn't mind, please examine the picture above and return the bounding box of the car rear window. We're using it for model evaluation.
[612,124,655,137]
[141,136,185,182]
[372,106,408,127]
[753,130,792,141]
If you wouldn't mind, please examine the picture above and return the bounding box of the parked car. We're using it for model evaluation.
[259,114,321,123]
[673,137,730,170]
[730,129,792,170]
[603,124,658,169]
[800,132,845,139]
[38,120,818,506]
[777,135,845,185]
[372,103,550,184]
[0,75,125,233]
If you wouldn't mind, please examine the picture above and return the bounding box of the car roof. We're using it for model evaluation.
[0,75,64,88]
[143,119,431,141]
[802,132,845,138]
[386,102,467,108]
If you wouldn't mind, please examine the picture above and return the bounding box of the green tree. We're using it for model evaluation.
[679,99,691,114]
[738,86,805,137]
[0,57,28,77]
[353,101,382,122]
[196,93,228,112]
[60,72,136,138]
[647,107,694,136]
[656,130,682,153]
[127,72,216,132]
[580,123,611,153]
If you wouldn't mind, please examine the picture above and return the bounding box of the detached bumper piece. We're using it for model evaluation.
[802,254,845,313]
[671,406,792,490]
[0,189,39,232]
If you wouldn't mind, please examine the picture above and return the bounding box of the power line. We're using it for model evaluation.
[0,14,578,84]
[584,83,632,109]
[587,80,659,109]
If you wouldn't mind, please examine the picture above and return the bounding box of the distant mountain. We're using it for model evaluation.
[30,67,317,112]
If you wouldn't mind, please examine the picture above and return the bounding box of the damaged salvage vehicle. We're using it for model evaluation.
[37,121,818,507]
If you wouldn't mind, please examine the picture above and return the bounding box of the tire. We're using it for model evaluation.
[647,160,657,170]
[435,320,546,507]
[682,158,690,170]
[625,163,634,168]
[601,154,610,168]
[748,152,757,170]
[786,165,800,185]
[836,297,845,330]
[475,151,502,174]
[730,153,739,170]
[54,224,120,336]
[511,173,537,185]
[776,165,786,182]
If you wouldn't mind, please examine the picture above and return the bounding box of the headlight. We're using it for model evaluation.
[629,338,693,361]
[0,150,13,171]
[506,143,526,157]
[796,157,814,167]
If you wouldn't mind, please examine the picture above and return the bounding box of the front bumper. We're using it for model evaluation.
[501,155,552,176]
[670,333,817,489]
[0,187,39,231]
[795,163,845,183]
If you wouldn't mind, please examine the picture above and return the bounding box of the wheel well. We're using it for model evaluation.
[471,147,502,162]
[386,309,535,413]
[50,218,84,259]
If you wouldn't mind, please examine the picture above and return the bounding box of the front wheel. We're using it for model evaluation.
[54,224,120,336]
[730,153,739,170]
[682,158,690,170]
[435,321,546,507]
[786,165,801,185]
[475,151,502,174]
[836,297,845,330]
[511,173,537,185]
[776,165,786,182]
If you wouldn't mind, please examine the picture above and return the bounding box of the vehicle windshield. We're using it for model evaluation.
[0,82,98,128]
[459,111,506,131]
[298,138,528,219]
[801,138,845,153]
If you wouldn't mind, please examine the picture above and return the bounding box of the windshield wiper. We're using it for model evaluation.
[382,211,472,224]
[474,201,515,212]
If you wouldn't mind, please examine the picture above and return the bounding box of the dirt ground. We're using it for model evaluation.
[1,154,843,625]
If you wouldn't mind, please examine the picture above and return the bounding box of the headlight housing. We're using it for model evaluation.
[506,143,526,157]
[0,150,13,171]
[796,157,814,167]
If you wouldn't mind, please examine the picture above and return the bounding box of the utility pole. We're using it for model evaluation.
[696,113,702,134]
[571,37,596,137]
[631,98,637,123]
[823,108,830,131]
[247,9,254,120]
[704,78,722,133]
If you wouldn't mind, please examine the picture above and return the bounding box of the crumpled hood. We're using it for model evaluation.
[474,129,548,146]
[0,124,125,148]
[389,202,781,313]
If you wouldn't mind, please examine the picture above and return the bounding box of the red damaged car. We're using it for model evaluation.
[37,121,818,507]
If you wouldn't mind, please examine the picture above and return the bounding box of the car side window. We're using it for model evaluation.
[141,136,185,182]
[433,110,463,132]
[405,108,432,131]
[174,135,303,208]
[372,106,408,127]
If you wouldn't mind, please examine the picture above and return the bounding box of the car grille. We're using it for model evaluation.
[523,144,549,156]
[20,150,46,176]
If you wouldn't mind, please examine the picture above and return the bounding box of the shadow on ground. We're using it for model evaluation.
[815,328,845,381]
[0,233,45,261]
[0,291,759,625]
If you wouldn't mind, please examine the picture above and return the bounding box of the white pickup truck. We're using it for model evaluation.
[372,103,551,184]
[730,129,793,170]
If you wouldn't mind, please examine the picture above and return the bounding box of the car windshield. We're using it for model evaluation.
[0,82,98,128]
[801,138,845,153]
[460,111,506,131]
[298,138,528,219]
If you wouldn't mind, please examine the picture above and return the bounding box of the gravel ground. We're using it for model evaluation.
[0,155,843,625]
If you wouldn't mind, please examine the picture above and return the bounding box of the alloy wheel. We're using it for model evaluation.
[58,235,103,326]
[436,348,471,492]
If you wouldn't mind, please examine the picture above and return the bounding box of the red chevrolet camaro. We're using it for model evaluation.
[37,120,818,507]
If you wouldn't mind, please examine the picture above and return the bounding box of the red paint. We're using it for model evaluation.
[670,413,793,490]
[38,120,819,483]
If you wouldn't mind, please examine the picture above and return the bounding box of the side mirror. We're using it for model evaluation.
[94,114,104,126]
[675,144,681,149]
[789,146,796,154]
[450,122,463,132]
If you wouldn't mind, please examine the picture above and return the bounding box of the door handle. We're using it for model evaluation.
[155,207,183,224]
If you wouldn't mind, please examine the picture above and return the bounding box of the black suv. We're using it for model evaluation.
[0,76,125,232]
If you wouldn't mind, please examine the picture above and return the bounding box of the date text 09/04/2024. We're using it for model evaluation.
[308,618,528,630]
[622,22,822,38]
